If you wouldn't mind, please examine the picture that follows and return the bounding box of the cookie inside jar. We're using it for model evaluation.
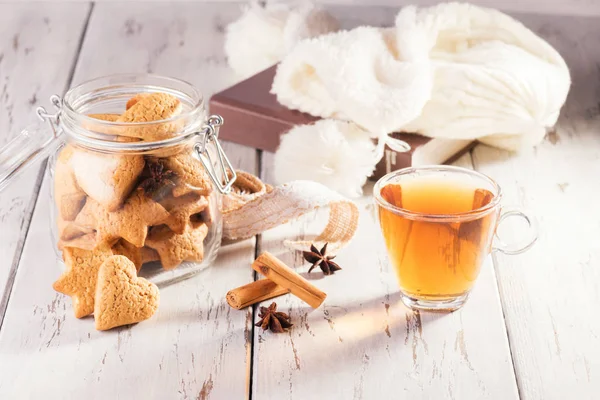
[52,76,223,294]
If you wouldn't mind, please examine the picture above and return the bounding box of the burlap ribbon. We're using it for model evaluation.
[222,171,359,254]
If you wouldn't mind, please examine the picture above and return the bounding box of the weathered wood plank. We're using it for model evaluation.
[323,0,600,17]
[122,0,600,17]
[252,152,519,399]
[472,14,600,399]
[0,3,91,323]
[0,3,258,399]
[0,1,597,398]
[70,2,238,96]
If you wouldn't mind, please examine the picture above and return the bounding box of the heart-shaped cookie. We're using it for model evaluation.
[94,255,159,331]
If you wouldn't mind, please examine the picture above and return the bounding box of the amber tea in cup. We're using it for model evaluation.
[374,166,537,311]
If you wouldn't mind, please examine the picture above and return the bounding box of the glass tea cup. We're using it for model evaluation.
[373,165,537,311]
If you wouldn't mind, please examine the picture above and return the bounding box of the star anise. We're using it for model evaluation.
[139,160,177,199]
[303,243,342,275]
[255,302,293,333]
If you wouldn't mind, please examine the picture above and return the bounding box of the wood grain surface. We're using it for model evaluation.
[0,2,598,399]
[252,153,519,399]
[0,3,257,399]
[0,2,91,326]
[471,14,600,399]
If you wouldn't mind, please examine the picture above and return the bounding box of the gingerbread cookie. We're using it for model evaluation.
[70,148,144,212]
[112,239,143,272]
[72,200,98,231]
[57,233,98,251]
[84,114,135,141]
[160,192,208,234]
[123,94,165,143]
[125,93,151,110]
[117,93,183,141]
[115,136,142,143]
[163,153,213,197]
[190,201,214,228]
[94,255,160,331]
[83,113,141,143]
[57,217,93,241]
[53,243,114,318]
[54,145,86,221]
[88,113,120,122]
[145,223,209,270]
[141,246,160,264]
[75,191,170,247]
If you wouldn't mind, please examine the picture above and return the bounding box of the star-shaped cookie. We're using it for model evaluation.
[57,216,93,241]
[145,223,209,270]
[160,193,209,234]
[141,246,160,264]
[53,243,114,318]
[112,239,142,272]
[75,190,170,247]
[57,233,99,252]
[163,153,213,197]
[190,203,214,228]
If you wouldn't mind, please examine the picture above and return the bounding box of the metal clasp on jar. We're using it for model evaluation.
[36,94,63,131]
[193,115,236,195]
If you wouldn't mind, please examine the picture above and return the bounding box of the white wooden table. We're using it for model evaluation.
[0,3,598,399]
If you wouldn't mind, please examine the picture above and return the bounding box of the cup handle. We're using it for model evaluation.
[492,207,538,255]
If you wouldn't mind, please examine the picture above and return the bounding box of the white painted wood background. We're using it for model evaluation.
[23,0,600,17]
[0,2,598,400]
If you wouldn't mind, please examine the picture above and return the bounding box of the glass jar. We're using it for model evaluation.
[0,74,236,286]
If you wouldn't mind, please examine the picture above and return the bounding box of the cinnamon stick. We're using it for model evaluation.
[226,279,290,310]
[252,252,327,308]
